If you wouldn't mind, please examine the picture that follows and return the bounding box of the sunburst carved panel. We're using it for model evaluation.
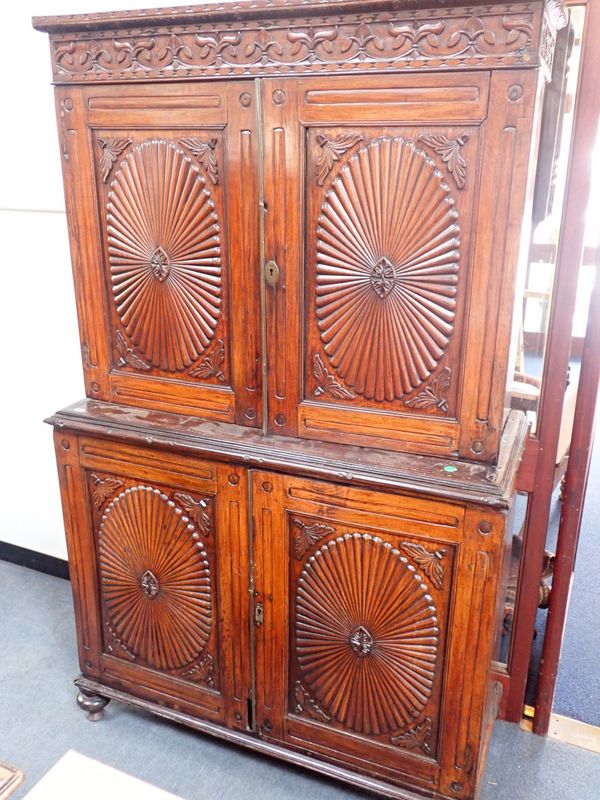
[315,136,460,402]
[295,532,439,735]
[98,485,212,672]
[107,139,222,372]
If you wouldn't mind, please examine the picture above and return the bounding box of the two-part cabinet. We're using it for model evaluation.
[35,0,564,797]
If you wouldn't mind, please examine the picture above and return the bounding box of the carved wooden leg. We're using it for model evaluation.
[76,686,110,721]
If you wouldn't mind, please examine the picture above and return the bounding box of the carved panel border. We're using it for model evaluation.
[47,5,545,83]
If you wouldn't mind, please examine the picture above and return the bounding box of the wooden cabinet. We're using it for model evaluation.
[35,0,565,797]
[54,430,252,730]
[55,81,262,424]
[252,472,506,798]
[261,71,537,460]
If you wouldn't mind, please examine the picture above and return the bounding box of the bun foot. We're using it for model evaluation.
[77,687,110,721]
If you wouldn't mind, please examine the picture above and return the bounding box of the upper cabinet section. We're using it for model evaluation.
[35,0,566,461]
[54,81,262,425]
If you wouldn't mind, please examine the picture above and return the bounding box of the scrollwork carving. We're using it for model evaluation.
[178,653,215,687]
[313,354,354,400]
[405,368,452,414]
[315,133,363,186]
[294,681,331,723]
[292,518,334,559]
[180,137,219,184]
[390,717,433,754]
[173,492,211,535]
[49,8,538,84]
[98,137,132,182]
[114,330,151,372]
[400,542,446,590]
[417,134,469,189]
[189,339,226,382]
[89,473,124,509]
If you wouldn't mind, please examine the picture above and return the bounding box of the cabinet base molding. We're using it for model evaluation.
[74,676,453,800]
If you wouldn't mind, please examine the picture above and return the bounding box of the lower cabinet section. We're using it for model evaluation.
[53,430,509,800]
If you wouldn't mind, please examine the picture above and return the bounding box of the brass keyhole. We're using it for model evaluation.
[265,260,279,287]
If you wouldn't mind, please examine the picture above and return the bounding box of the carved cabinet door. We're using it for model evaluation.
[56,82,261,426]
[261,71,538,461]
[55,431,252,731]
[252,471,506,798]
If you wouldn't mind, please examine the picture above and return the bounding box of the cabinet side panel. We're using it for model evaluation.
[458,69,540,460]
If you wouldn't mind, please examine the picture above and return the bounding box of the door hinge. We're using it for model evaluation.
[254,602,264,626]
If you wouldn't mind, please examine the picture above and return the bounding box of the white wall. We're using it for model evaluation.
[0,0,165,558]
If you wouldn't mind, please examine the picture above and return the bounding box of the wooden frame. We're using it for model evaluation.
[504,0,600,728]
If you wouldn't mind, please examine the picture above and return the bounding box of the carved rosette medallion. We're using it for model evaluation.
[150,247,171,282]
[349,625,373,657]
[370,257,396,298]
[107,139,222,372]
[295,533,439,735]
[140,569,159,598]
[98,486,212,672]
[315,136,459,402]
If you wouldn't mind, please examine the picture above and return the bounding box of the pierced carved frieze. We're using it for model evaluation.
[98,137,132,182]
[98,486,212,672]
[89,473,124,509]
[390,716,433,754]
[400,542,446,590]
[316,137,459,402]
[173,492,212,535]
[417,134,469,189]
[107,139,222,373]
[313,354,354,400]
[48,8,541,84]
[180,137,219,184]
[292,518,334,559]
[405,367,452,414]
[315,133,363,186]
[295,533,439,736]
[189,339,226,382]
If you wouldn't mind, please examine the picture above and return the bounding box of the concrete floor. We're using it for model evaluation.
[1,560,599,800]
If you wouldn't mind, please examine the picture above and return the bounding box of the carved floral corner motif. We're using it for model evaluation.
[315,132,363,186]
[189,339,226,382]
[400,542,446,590]
[417,134,469,189]
[173,492,211,535]
[180,137,219,184]
[89,473,124,509]
[98,137,132,182]
[405,367,452,414]
[115,330,151,372]
[178,653,215,687]
[313,354,354,400]
[294,681,331,723]
[292,518,334,559]
[104,621,136,662]
[390,716,433,754]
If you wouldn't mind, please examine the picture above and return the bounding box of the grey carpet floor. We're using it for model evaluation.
[1,560,599,800]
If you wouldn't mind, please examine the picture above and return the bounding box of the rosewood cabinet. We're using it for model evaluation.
[35,0,565,797]
[49,402,525,800]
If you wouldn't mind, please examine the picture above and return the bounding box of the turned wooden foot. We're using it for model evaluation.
[76,687,110,721]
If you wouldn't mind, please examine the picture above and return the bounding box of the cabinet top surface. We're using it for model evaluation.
[47,400,528,508]
[33,0,566,34]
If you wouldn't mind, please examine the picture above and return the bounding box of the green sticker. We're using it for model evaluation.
[443,465,458,473]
